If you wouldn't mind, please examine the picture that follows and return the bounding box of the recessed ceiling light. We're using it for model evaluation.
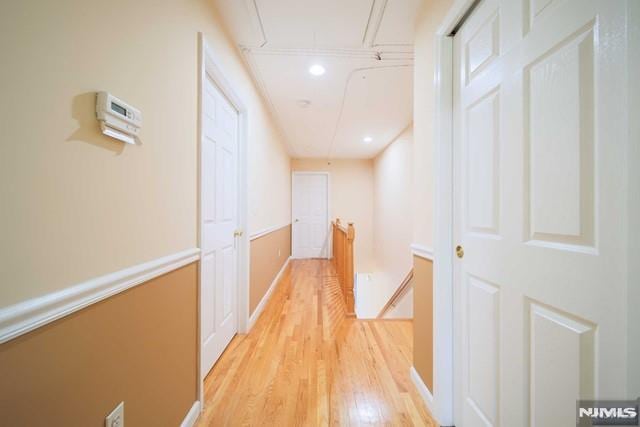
[309,64,326,76]
[297,99,311,108]
[363,136,373,143]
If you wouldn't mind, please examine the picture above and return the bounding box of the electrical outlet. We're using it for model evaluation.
[105,402,124,427]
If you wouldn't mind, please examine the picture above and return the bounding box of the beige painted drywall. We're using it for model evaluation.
[291,159,374,272]
[0,263,198,426]
[413,0,453,248]
[0,0,290,308]
[373,126,414,290]
[412,0,454,394]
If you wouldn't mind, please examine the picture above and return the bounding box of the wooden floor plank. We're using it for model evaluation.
[197,259,437,427]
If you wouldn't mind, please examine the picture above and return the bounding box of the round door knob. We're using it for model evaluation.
[455,245,464,259]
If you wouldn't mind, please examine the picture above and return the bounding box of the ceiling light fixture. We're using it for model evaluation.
[363,136,373,143]
[308,64,326,76]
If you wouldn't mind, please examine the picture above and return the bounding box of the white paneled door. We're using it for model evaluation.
[292,172,329,259]
[453,0,631,426]
[200,73,239,379]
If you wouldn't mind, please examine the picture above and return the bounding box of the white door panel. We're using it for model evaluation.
[292,173,329,259]
[453,0,631,425]
[200,73,239,379]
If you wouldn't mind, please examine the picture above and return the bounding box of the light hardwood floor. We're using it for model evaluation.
[197,259,437,426]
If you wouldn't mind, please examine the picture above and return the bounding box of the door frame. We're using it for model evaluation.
[629,0,640,398]
[291,171,331,259]
[430,1,479,425]
[197,33,250,401]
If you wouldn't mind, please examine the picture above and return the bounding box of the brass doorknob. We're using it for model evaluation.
[455,245,464,259]
[234,229,243,237]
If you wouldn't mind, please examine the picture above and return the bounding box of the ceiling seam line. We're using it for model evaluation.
[240,47,297,156]
[369,0,389,49]
[326,64,414,160]
[246,0,268,47]
[362,0,378,47]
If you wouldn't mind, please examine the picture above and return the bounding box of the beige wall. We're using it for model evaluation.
[412,0,453,394]
[291,159,374,271]
[0,0,291,308]
[250,225,291,314]
[0,263,198,426]
[373,127,414,288]
[248,120,292,235]
[413,0,453,247]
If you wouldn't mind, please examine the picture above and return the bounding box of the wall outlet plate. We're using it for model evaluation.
[105,402,124,427]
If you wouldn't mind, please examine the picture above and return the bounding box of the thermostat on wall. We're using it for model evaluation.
[96,91,142,144]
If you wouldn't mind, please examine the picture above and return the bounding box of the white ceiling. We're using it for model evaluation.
[214,0,422,158]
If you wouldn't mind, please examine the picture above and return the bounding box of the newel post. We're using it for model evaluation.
[345,223,355,315]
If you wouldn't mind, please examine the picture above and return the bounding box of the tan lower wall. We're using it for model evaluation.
[0,263,198,426]
[413,255,434,392]
[250,225,292,315]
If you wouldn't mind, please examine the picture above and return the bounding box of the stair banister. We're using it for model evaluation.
[331,218,355,316]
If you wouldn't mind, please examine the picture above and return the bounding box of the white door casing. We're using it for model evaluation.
[292,172,330,259]
[200,67,240,380]
[452,1,632,426]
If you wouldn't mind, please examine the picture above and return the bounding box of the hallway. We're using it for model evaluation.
[197,259,436,426]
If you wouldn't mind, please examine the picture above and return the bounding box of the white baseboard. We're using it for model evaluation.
[247,257,291,331]
[180,401,201,427]
[410,366,437,421]
[0,248,200,344]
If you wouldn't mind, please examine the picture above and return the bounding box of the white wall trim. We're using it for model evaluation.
[431,1,477,425]
[180,401,201,427]
[0,248,200,345]
[247,257,291,331]
[432,32,456,426]
[198,33,251,407]
[410,367,436,420]
[410,243,434,261]
[250,223,291,241]
[437,0,477,35]
[198,31,250,336]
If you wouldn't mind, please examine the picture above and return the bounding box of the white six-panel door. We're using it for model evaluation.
[200,72,239,379]
[292,172,329,259]
[453,0,631,425]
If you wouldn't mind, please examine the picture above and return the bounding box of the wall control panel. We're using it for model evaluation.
[96,92,142,144]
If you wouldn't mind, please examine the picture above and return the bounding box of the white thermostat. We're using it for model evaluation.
[96,91,142,144]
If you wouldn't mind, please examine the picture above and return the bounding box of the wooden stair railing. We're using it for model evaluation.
[377,269,414,318]
[331,218,355,316]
